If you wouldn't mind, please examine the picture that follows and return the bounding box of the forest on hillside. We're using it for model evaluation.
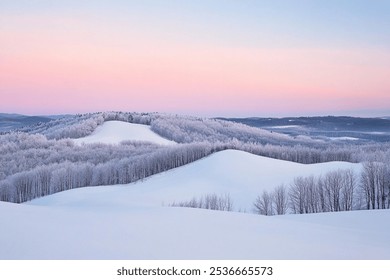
[0,111,389,208]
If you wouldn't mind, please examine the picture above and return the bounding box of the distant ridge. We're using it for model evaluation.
[0,113,53,132]
[220,116,390,142]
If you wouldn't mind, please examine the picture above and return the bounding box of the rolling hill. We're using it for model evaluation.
[73,120,176,145]
[2,150,386,260]
[0,117,388,260]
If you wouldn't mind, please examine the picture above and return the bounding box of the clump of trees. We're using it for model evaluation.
[361,161,390,209]
[169,193,234,212]
[254,185,289,216]
[288,170,357,214]
[254,165,390,216]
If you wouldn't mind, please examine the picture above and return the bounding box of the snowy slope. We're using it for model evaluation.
[28,150,362,211]
[2,150,386,260]
[73,121,176,145]
[1,201,389,259]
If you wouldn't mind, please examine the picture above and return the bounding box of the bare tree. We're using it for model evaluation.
[305,176,320,213]
[323,170,343,212]
[361,161,376,209]
[340,169,356,211]
[254,190,273,216]
[272,185,288,215]
[376,163,389,209]
[316,176,328,212]
[289,177,307,214]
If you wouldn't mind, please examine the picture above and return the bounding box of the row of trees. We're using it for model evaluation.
[10,111,390,164]
[169,193,234,212]
[0,132,162,180]
[0,143,215,203]
[254,163,390,216]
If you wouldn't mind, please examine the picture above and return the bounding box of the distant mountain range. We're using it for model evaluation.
[221,116,390,131]
[219,116,390,142]
[0,113,54,132]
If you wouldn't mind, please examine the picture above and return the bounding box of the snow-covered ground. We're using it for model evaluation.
[268,125,302,129]
[1,149,388,260]
[73,121,176,145]
[329,136,359,141]
[1,201,389,259]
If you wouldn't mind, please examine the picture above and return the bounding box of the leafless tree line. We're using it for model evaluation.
[0,143,215,203]
[169,193,234,212]
[254,164,390,216]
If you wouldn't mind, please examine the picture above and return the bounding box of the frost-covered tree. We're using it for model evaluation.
[322,171,343,212]
[340,169,357,211]
[254,191,273,216]
[360,161,390,209]
[272,185,288,215]
[289,177,308,214]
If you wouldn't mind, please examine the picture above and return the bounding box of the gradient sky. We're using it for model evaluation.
[1,0,390,117]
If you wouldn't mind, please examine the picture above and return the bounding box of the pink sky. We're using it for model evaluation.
[1,6,390,117]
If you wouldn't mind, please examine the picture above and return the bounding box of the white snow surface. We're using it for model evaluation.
[73,120,176,145]
[329,136,359,141]
[268,125,302,129]
[1,150,388,259]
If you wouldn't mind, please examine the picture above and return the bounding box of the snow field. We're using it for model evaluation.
[1,201,389,259]
[73,121,176,145]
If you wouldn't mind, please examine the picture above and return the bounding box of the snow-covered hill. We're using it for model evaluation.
[73,120,176,145]
[28,150,361,211]
[2,149,386,260]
